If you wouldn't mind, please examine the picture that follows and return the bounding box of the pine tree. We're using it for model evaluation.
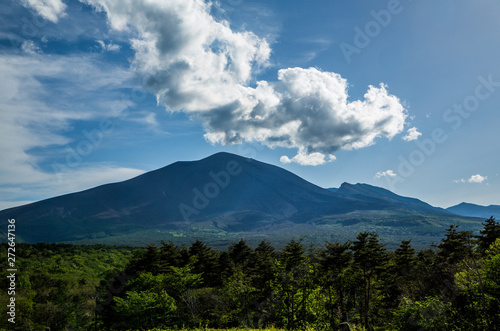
[188,239,219,287]
[478,217,500,252]
[319,241,352,328]
[228,238,253,270]
[252,240,277,297]
[352,232,387,330]
[436,224,474,265]
[158,241,182,273]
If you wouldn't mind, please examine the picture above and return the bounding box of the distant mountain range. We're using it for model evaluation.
[446,202,500,220]
[0,152,487,248]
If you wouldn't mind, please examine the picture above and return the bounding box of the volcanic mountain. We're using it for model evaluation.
[0,152,481,246]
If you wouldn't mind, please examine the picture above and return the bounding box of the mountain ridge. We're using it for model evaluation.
[0,152,484,247]
[446,202,500,219]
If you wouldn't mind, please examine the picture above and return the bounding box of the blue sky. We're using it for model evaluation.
[1,0,499,209]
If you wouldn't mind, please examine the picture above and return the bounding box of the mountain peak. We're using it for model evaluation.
[0,152,476,245]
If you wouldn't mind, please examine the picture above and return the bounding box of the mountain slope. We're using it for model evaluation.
[331,183,450,215]
[0,153,375,242]
[447,202,500,219]
[0,152,481,246]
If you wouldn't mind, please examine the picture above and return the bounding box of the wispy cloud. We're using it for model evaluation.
[97,40,121,52]
[0,52,144,207]
[21,40,41,54]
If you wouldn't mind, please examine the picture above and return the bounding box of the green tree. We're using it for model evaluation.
[352,232,387,330]
[391,296,453,331]
[436,224,474,265]
[189,239,220,287]
[319,241,353,328]
[478,217,500,253]
[228,238,253,270]
[272,238,312,330]
[158,240,183,273]
[392,240,417,299]
[113,289,176,329]
[252,239,277,294]
[484,238,500,327]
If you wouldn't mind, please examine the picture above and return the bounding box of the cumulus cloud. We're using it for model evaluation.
[22,0,408,163]
[280,152,336,166]
[78,0,408,164]
[20,0,67,23]
[454,174,488,184]
[375,169,397,179]
[468,174,487,183]
[402,127,422,141]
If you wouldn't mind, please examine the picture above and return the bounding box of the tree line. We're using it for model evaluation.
[1,217,499,330]
[100,217,500,330]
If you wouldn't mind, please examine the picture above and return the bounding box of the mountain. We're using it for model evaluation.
[447,202,500,220]
[0,152,481,248]
[331,183,450,215]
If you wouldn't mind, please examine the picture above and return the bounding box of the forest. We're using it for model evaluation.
[1,217,499,330]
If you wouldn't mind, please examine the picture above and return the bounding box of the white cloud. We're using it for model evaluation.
[454,174,488,184]
[81,0,408,164]
[0,166,145,210]
[97,40,121,52]
[375,169,397,179]
[21,40,41,54]
[280,152,336,166]
[402,127,422,141]
[0,53,140,206]
[0,201,37,211]
[20,0,67,23]
[468,174,487,183]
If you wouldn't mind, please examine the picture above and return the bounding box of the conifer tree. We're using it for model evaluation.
[352,232,387,330]
[478,217,500,252]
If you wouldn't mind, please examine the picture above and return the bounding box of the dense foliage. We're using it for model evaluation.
[1,217,499,330]
[0,243,137,329]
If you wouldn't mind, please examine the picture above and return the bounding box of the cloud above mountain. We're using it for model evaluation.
[375,169,396,179]
[454,174,488,184]
[24,0,408,165]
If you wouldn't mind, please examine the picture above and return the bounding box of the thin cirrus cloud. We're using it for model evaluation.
[96,40,121,52]
[23,0,410,166]
[0,53,146,206]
